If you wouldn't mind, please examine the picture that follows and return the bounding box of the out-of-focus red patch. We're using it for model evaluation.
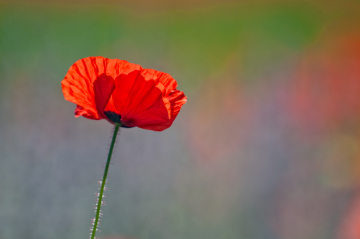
[288,34,360,136]
[337,193,360,239]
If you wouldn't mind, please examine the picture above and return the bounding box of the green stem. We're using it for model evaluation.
[91,122,120,239]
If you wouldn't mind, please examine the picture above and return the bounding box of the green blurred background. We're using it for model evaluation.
[1,0,360,239]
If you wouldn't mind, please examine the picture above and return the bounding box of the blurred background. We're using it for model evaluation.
[1,0,360,238]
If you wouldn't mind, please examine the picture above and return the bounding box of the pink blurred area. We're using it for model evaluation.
[288,32,360,138]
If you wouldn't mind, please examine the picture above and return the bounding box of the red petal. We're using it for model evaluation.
[165,89,187,119]
[61,57,140,120]
[135,89,187,131]
[74,105,98,119]
[112,68,187,131]
[93,73,115,119]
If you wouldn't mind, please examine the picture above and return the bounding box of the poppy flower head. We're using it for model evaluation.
[61,56,187,131]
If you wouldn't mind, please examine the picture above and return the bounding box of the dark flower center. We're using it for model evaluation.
[104,111,134,128]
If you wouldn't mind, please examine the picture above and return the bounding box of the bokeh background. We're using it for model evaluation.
[1,0,360,238]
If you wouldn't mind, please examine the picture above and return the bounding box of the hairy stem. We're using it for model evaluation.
[91,122,120,239]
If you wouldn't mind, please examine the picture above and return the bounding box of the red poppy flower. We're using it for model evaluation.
[61,56,187,131]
